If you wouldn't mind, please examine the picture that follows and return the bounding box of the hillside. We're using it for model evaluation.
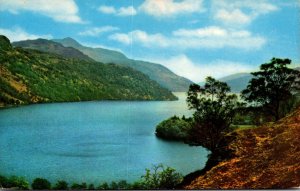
[0,35,177,107]
[53,37,193,92]
[12,39,93,62]
[186,107,300,189]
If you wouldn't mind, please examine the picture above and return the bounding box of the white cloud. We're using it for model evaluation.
[0,0,83,23]
[214,9,251,25]
[118,6,137,16]
[173,26,228,37]
[109,33,132,45]
[154,54,254,82]
[79,26,119,37]
[0,27,52,42]
[110,26,266,50]
[98,6,116,14]
[212,0,278,26]
[139,0,205,18]
[98,5,137,16]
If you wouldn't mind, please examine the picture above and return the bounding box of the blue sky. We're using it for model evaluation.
[0,0,299,82]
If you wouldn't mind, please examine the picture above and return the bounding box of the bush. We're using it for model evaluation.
[97,182,109,190]
[88,183,95,190]
[31,178,51,190]
[71,182,87,190]
[53,180,68,190]
[140,164,183,189]
[0,175,9,188]
[7,176,30,190]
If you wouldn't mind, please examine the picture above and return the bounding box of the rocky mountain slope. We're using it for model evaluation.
[186,107,300,189]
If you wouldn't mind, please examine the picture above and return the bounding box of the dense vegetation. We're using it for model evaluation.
[0,35,177,107]
[0,164,182,190]
[156,115,192,141]
[54,37,193,91]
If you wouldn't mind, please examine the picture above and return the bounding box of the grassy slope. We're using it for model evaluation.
[186,107,300,189]
[0,35,177,107]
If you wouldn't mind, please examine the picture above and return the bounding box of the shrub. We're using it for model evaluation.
[53,180,68,190]
[140,164,183,189]
[31,178,51,190]
[71,182,87,190]
[8,176,30,190]
[97,182,109,190]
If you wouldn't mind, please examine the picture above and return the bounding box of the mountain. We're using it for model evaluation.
[186,106,300,189]
[53,37,193,92]
[218,73,253,93]
[198,73,252,93]
[12,38,93,62]
[0,35,177,107]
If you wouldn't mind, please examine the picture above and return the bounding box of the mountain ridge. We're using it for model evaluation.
[12,38,94,62]
[53,37,193,92]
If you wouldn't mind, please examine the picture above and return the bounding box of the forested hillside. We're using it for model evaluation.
[0,35,177,107]
[53,37,193,92]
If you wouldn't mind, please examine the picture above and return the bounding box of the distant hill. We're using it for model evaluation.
[0,35,177,107]
[218,73,253,93]
[198,73,252,93]
[186,106,300,189]
[12,38,93,62]
[53,37,193,92]
[218,66,300,93]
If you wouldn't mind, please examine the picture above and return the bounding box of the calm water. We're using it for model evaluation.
[0,92,208,184]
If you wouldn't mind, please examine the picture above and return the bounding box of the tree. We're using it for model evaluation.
[140,164,183,189]
[186,77,239,154]
[241,58,300,120]
[31,178,51,190]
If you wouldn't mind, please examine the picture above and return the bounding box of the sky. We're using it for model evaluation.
[0,0,299,82]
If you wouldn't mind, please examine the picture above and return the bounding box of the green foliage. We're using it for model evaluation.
[186,77,240,153]
[88,183,95,190]
[0,35,12,50]
[54,37,193,92]
[97,182,109,190]
[0,175,9,188]
[0,175,29,190]
[0,35,177,107]
[53,180,68,190]
[156,115,192,141]
[8,176,30,190]
[242,58,300,120]
[71,182,87,190]
[139,164,183,189]
[0,164,182,190]
[31,178,51,190]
